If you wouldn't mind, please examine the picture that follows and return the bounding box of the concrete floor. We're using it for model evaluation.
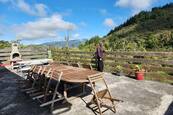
[0,67,173,115]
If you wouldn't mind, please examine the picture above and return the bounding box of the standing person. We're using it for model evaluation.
[95,42,105,72]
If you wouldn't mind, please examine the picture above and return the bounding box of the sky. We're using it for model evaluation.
[0,0,172,45]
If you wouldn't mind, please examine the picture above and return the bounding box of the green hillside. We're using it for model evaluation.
[78,36,102,51]
[0,40,10,49]
[79,3,173,51]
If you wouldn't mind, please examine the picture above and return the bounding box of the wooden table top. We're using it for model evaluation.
[50,63,99,83]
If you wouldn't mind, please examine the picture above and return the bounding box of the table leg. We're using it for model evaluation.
[63,83,67,99]
[82,83,86,94]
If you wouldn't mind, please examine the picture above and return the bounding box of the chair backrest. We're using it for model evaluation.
[60,61,69,65]
[33,66,42,74]
[45,70,63,93]
[45,67,53,78]
[27,65,36,75]
[88,73,104,83]
[30,65,36,71]
[41,65,52,75]
[40,66,47,75]
[27,65,36,79]
[51,70,63,81]
[81,63,93,70]
[70,63,80,67]
[88,73,117,115]
[43,70,63,104]
[88,73,111,98]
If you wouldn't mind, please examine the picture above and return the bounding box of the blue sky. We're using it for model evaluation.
[0,0,172,44]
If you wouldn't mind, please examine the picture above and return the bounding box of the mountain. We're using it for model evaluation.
[42,39,87,48]
[105,3,173,51]
[79,3,173,51]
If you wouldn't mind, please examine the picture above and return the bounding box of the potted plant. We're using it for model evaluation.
[134,65,145,80]
[115,65,124,76]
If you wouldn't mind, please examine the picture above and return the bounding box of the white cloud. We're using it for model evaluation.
[0,0,48,17]
[34,4,47,16]
[17,31,57,40]
[73,33,80,38]
[115,0,155,14]
[103,18,116,28]
[15,14,77,40]
[16,0,48,17]
[17,0,33,14]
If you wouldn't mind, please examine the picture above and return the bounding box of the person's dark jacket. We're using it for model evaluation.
[96,47,104,60]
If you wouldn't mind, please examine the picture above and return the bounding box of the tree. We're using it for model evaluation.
[0,40,10,49]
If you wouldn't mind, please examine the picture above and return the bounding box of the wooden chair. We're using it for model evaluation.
[18,65,36,87]
[27,65,37,78]
[22,65,43,93]
[29,65,53,97]
[81,63,93,70]
[70,62,80,67]
[33,70,64,111]
[32,66,53,99]
[87,73,118,115]
[60,61,69,65]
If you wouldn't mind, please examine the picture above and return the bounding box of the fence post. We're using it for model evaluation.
[48,50,52,59]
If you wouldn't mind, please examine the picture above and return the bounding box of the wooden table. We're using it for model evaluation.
[52,64,98,83]
[19,63,100,109]
[50,63,100,100]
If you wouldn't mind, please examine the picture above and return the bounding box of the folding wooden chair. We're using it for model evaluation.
[60,61,69,65]
[29,65,53,97]
[22,65,43,93]
[32,66,53,99]
[70,62,80,67]
[87,73,119,115]
[18,65,35,81]
[18,65,37,89]
[33,70,64,111]
[26,65,37,79]
[39,65,53,90]
[81,63,93,70]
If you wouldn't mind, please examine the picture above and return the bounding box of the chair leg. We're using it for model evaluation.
[97,102,103,115]
[50,81,60,111]
[112,102,116,113]
[44,78,51,102]
[32,94,44,100]
[40,98,64,107]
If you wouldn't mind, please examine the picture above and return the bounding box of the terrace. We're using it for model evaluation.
[0,66,173,115]
[0,46,173,115]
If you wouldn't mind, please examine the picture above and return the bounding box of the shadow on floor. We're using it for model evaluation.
[0,65,73,115]
[164,101,173,115]
[112,72,137,80]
